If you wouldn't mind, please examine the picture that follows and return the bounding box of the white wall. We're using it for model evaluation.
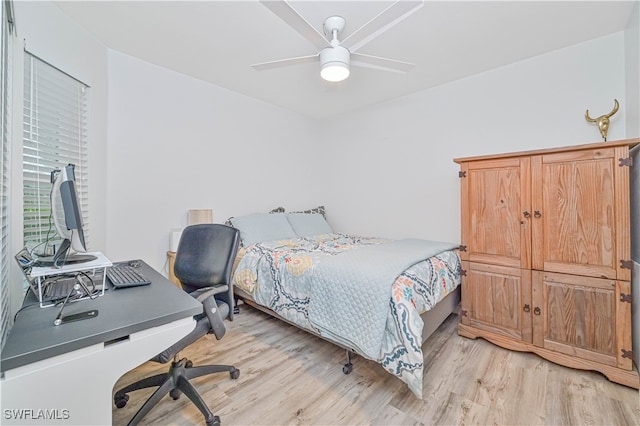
[106,51,319,272]
[319,32,628,242]
[106,31,632,272]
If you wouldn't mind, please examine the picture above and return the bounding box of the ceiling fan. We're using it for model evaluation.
[252,0,424,82]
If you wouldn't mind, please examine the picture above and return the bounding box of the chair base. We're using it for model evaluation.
[114,357,240,426]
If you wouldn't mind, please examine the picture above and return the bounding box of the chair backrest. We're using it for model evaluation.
[174,224,240,293]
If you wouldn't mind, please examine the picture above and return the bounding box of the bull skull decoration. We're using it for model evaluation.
[585,99,619,142]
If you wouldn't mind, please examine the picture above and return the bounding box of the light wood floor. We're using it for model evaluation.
[113,302,640,425]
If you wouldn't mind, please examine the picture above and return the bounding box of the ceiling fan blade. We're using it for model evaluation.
[342,0,424,53]
[251,54,319,71]
[260,0,330,50]
[351,52,415,73]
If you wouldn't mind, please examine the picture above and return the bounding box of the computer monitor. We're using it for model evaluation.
[42,164,95,268]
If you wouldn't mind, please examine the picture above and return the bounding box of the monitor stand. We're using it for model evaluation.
[34,238,96,268]
[34,254,97,267]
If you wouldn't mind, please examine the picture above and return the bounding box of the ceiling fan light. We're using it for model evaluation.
[321,62,350,82]
[320,46,350,82]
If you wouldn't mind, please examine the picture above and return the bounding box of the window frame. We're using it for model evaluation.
[1,0,15,351]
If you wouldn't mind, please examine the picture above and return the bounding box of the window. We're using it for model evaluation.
[1,0,15,350]
[22,51,89,256]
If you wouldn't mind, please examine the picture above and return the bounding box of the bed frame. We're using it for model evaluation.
[233,285,461,374]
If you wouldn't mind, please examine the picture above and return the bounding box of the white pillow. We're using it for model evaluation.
[230,213,297,246]
[287,213,333,237]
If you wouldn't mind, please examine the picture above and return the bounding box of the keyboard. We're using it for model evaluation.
[106,265,151,288]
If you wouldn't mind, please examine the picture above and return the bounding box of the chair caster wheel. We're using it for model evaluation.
[114,393,129,409]
[343,363,353,374]
[170,389,182,400]
[230,368,240,380]
[185,360,193,368]
[207,415,221,426]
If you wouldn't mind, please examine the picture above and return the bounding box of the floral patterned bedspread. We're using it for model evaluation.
[232,233,461,398]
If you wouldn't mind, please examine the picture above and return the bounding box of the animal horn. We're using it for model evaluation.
[604,98,619,118]
[585,109,596,122]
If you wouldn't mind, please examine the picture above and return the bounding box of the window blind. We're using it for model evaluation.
[1,0,15,350]
[23,51,89,256]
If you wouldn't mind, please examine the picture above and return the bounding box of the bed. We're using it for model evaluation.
[228,208,462,399]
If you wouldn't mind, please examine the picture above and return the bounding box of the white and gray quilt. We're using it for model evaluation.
[233,233,461,398]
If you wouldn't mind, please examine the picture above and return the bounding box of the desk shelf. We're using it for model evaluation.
[30,251,112,307]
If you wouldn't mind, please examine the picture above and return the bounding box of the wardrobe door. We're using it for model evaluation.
[532,271,632,370]
[461,157,531,269]
[461,261,532,343]
[531,147,630,280]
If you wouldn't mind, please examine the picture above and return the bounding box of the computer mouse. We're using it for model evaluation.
[128,260,141,268]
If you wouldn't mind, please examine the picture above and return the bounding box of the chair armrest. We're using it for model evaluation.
[190,285,229,304]
[190,284,236,321]
[190,286,229,340]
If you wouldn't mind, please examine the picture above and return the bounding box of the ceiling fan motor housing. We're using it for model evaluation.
[320,46,350,67]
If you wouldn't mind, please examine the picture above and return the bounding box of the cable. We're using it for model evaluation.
[73,271,100,299]
[13,290,39,322]
[30,176,61,259]
[53,283,81,326]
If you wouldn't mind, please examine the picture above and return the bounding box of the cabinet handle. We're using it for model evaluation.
[523,211,531,218]
[534,307,541,315]
[534,210,542,218]
[523,304,530,312]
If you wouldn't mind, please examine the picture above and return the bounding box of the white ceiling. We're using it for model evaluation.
[53,1,636,120]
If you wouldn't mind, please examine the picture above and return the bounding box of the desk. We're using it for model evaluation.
[0,261,201,425]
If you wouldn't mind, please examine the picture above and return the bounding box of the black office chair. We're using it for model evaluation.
[114,224,241,426]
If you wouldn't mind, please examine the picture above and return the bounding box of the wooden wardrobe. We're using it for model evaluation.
[455,138,639,388]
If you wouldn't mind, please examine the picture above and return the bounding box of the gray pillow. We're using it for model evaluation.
[225,206,284,226]
[287,213,333,237]
[230,213,297,246]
